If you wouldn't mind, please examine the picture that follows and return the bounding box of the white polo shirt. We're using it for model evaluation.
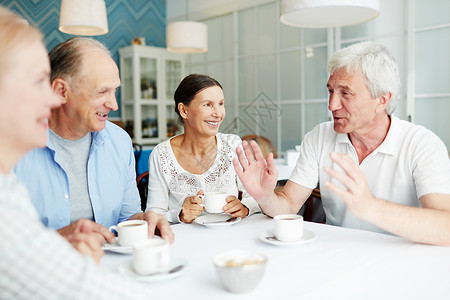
[289,115,450,234]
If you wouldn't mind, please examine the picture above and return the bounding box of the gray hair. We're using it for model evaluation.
[49,37,111,85]
[327,42,400,115]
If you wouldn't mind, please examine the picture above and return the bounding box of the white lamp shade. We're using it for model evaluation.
[280,0,380,28]
[59,0,108,36]
[167,21,208,53]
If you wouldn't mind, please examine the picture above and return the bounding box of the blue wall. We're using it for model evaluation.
[1,0,166,118]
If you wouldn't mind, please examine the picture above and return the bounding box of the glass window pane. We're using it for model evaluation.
[341,23,368,41]
[415,0,450,28]
[237,103,258,137]
[238,57,256,104]
[281,103,302,151]
[165,60,181,99]
[305,46,328,99]
[189,63,206,75]
[257,54,277,101]
[305,102,328,133]
[238,7,255,56]
[415,28,450,94]
[205,14,234,62]
[140,58,157,100]
[189,52,206,65]
[142,105,158,138]
[241,91,280,139]
[415,97,450,149]
[206,17,223,62]
[222,14,234,60]
[206,61,234,100]
[259,125,278,155]
[280,23,301,49]
[258,2,277,53]
[280,50,301,100]
[304,28,327,45]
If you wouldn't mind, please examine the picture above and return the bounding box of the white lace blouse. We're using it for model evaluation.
[145,133,261,223]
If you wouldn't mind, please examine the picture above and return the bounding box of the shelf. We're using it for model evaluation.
[119,45,185,145]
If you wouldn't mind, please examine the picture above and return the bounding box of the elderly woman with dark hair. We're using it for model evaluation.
[146,74,260,223]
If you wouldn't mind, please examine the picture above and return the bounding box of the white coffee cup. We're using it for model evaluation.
[274,214,303,242]
[133,238,170,275]
[108,220,148,247]
[202,192,228,213]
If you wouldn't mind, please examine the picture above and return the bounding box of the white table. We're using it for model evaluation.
[101,214,450,299]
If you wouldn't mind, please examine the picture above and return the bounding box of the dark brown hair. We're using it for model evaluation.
[174,74,222,125]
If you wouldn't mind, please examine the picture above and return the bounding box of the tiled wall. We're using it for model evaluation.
[1,0,166,118]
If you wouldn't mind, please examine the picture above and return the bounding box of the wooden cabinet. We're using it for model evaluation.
[119,45,184,145]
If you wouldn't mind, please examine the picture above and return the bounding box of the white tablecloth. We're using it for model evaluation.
[101,214,450,299]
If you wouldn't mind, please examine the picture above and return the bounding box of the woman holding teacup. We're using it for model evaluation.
[146,74,261,223]
[0,6,155,297]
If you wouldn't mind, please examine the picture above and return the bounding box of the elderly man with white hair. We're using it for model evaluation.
[234,42,450,246]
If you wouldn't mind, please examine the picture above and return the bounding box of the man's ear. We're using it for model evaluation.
[51,78,69,104]
[377,92,392,113]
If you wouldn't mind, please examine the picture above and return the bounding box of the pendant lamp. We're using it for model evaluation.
[166,1,208,53]
[280,0,380,28]
[59,0,108,36]
[167,21,208,53]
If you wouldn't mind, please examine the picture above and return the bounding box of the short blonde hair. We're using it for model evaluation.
[0,6,42,78]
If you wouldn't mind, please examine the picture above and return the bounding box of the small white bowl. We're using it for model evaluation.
[213,250,267,293]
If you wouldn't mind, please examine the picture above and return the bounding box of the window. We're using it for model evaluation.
[185,0,449,153]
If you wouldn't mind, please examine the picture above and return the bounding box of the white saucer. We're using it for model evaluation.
[118,256,188,282]
[259,229,316,246]
[194,214,241,228]
[102,242,132,254]
[102,236,162,254]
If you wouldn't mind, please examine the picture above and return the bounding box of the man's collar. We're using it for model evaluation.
[336,115,399,156]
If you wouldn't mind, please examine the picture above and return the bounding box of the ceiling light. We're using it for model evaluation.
[166,0,208,53]
[59,0,108,36]
[280,0,380,28]
[167,21,208,53]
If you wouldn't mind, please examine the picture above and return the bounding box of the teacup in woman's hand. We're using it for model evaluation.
[201,192,228,213]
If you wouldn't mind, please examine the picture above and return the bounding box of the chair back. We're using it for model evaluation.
[303,188,325,223]
[133,143,142,173]
[136,171,149,211]
[241,135,278,158]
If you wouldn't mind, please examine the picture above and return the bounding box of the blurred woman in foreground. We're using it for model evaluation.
[0,6,153,299]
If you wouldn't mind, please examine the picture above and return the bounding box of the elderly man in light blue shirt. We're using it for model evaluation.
[15,37,174,244]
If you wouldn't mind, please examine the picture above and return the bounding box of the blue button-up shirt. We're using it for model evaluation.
[14,121,142,229]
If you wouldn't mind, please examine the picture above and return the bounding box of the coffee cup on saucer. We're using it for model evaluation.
[133,238,170,275]
[273,214,303,242]
[108,220,148,247]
